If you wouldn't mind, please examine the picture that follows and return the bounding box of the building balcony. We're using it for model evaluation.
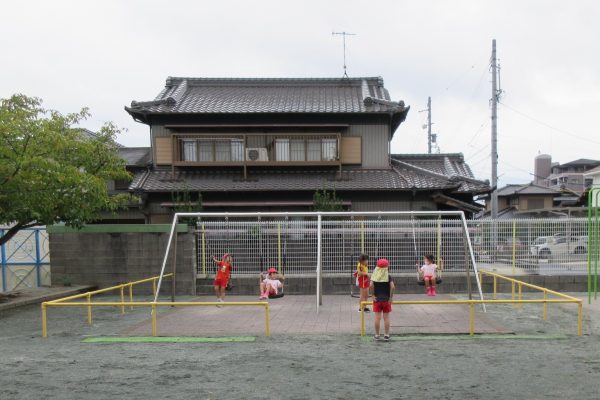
[171,134,342,167]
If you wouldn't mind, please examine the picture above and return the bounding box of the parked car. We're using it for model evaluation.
[530,236,587,258]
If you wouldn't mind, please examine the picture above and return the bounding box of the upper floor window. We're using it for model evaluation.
[181,138,244,162]
[178,135,338,163]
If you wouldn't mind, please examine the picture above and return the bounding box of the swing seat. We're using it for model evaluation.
[417,277,442,285]
[268,292,285,299]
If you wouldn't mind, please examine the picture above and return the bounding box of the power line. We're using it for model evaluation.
[499,101,600,145]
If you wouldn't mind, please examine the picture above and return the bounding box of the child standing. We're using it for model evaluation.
[418,254,438,296]
[212,253,232,303]
[370,258,395,341]
[354,254,370,312]
[259,267,284,300]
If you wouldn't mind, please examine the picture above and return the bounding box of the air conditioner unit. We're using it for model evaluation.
[246,148,269,162]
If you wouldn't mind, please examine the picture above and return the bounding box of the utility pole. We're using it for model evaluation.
[491,39,499,219]
[427,96,432,154]
[332,31,356,78]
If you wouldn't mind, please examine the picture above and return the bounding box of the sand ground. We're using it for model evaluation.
[1,293,599,399]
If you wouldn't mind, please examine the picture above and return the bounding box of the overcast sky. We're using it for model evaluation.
[2,0,599,187]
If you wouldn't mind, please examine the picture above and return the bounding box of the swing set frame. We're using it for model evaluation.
[155,211,486,313]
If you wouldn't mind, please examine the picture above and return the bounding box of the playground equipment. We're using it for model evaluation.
[157,211,487,313]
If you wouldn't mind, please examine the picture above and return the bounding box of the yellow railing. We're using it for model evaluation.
[41,274,271,338]
[360,271,583,337]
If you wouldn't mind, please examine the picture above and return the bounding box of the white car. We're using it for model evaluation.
[530,236,587,258]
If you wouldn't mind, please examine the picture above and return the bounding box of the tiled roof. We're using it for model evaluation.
[126,77,409,115]
[131,168,414,193]
[391,153,490,194]
[118,147,151,167]
[128,153,490,194]
[492,183,559,197]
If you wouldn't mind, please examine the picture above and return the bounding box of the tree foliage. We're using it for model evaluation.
[0,94,131,245]
[171,187,203,226]
[312,189,344,212]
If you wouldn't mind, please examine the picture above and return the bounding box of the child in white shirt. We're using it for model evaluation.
[259,267,284,300]
[418,254,438,296]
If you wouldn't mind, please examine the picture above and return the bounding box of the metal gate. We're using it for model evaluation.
[0,227,50,292]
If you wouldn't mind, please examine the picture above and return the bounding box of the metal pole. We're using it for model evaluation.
[151,303,157,336]
[512,220,517,275]
[360,303,365,336]
[35,229,41,287]
[460,213,486,311]
[41,303,48,338]
[120,286,125,315]
[171,227,178,303]
[0,229,6,292]
[264,303,271,337]
[154,216,179,302]
[427,96,432,154]
[129,284,134,311]
[87,293,92,325]
[201,223,206,277]
[491,39,499,220]
[317,215,323,310]
[469,303,475,336]
[277,223,282,270]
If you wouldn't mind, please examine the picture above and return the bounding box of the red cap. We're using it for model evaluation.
[268,267,278,273]
[376,258,389,268]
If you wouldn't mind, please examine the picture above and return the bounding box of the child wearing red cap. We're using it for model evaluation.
[212,254,232,303]
[259,267,284,300]
[370,258,395,341]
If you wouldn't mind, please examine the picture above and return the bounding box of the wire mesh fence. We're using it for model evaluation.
[193,216,596,276]
[471,218,590,275]
[194,214,474,276]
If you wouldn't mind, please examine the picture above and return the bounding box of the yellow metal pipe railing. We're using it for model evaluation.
[47,274,174,304]
[360,298,583,337]
[42,300,270,338]
[481,270,580,301]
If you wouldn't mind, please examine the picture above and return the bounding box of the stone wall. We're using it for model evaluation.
[49,225,195,295]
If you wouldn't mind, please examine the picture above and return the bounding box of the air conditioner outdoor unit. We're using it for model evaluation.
[246,148,269,161]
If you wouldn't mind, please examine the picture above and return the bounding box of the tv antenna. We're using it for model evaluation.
[332,31,356,78]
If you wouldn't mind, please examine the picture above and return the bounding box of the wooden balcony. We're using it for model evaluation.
[171,133,342,168]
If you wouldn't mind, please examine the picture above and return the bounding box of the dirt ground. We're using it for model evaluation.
[1,294,600,400]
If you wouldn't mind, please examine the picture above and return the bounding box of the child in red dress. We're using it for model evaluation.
[212,253,232,303]
[354,254,370,312]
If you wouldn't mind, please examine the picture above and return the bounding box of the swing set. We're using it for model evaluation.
[157,211,486,313]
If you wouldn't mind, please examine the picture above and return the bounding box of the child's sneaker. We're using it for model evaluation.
[383,335,390,342]
[374,334,381,341]
[363,307,371,313]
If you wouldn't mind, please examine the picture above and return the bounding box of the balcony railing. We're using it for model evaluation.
[172,134,341,166]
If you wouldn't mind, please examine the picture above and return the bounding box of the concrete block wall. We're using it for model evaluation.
[50,226,196,295]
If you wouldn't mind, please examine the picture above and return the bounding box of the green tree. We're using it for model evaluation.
[312,189,344,212]
[0,94,131,245]
[171,187,202,226]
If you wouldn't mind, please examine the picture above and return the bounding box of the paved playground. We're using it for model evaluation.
[1,293,599,399]
[124,294,510,336]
